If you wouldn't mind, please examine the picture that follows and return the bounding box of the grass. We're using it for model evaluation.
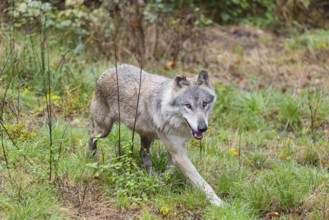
[1,26,329,219]
[286,29,329,54]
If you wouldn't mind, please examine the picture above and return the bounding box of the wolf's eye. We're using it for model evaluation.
[185,104,192,109]
[202,102,208,108]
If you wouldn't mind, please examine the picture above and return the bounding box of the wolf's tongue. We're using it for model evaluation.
[192,130,204,139]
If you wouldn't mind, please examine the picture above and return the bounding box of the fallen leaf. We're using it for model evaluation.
[266,211,280,219]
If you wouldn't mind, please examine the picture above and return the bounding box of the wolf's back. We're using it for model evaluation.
[92,64,171,131]
[96,64,167,99]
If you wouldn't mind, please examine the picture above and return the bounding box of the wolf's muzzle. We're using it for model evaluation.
[197,124,207,132]
[197,120,208,132]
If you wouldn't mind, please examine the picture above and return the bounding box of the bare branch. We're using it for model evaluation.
[1,129,13,185]
[114,45,121,157]
[199,139,203,160]
[131,1,145,159]
[131,55,143,156]
[40,15,53,182]
[307,89,321,146]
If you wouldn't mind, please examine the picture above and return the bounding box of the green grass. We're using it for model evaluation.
[1,28,329,219]
[286,29,329,54]
[1,85,329,219]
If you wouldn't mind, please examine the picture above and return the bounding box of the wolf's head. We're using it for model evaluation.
[173,70,216,140]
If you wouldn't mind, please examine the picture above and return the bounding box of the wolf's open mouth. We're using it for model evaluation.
[184,119,204,140]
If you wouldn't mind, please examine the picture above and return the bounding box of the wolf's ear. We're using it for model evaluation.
[175,75,189,88]
[196,70,209,86]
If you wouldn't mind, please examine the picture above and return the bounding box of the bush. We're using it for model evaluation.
[198,0,275,26]
[86,143,162,204]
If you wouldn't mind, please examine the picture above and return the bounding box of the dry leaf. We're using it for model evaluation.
[265,211,280,219]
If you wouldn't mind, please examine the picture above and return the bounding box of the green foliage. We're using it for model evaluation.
[213,85,329,135]
[3,0,328,34]
[3,122,35,141]
[241,162,328,213]
[144,0,212,26]
[278,95,302,131]
[302,149,320,166]
[286,30,329,54]
[6,0,109,36]
[199,0,275,26]
[138,210,163,220]
[0,177,64,219]
[53,6,112,39]
[214,86,272,131]
[245,152,271,170]
[6,0,52,27]
[87,144,162,204]
[204,200,257,219]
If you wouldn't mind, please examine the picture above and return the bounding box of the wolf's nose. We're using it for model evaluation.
[198,124,207,132]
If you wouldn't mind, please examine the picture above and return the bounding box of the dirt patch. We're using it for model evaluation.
[58,179,204,219]
[59,181,141,220]
[201,24,329,92]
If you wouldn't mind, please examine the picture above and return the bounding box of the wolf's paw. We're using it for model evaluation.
[210,197,224,207]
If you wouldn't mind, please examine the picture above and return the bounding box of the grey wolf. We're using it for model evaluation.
[88,64,222,206]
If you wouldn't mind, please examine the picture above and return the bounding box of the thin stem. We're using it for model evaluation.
[40,15,53,181]
[131,55,143,156]
[199,139,202,159]
[54,121,70,180]
[1,130,13,185]
[114,45,121,157]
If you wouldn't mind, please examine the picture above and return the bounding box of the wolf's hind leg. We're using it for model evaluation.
[140,136,154,173]
[87,118,113,156]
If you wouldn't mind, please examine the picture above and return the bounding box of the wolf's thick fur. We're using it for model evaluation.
[88,64,222,206]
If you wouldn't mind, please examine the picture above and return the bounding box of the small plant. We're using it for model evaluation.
[6,0,52,27]
[87,143,162,204]
[296,147,320,167]
[3,121,35,141]
[278,95,302,131]
[245,152,270,170]
[231,90,269,131]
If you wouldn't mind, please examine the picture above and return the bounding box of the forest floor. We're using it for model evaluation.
[203,24,329,91]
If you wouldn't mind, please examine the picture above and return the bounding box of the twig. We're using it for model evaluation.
[114,45,121,157]
[0,66,14,120]
[238,131,242,170]
[0,47,12,76]
[153,15,161,61]
[131,55,143,157]
[40,15,53,182]
[199,139,203,160]
[307,89,320,146]
[0,28,16,120]
[131,1,145,162]
[54,121,71,180]
[1,129,13,185]
[0,50,15,103]
[16,57,20,118]
[28,24,40,73]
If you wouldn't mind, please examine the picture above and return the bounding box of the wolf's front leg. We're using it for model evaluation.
[160,134,223,207]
